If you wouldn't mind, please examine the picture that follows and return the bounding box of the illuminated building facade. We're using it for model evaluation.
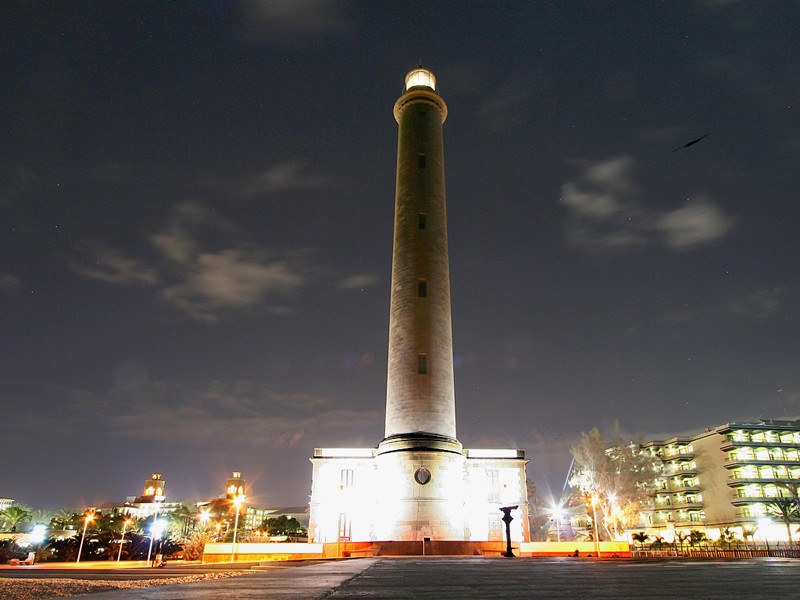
[641,420,800,542]
[308,69,529,545]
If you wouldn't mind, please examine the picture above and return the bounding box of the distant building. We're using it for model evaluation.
[89,473,183,520]
[0,498,13,511]
[195,472,308,535]
[640,420,800,542]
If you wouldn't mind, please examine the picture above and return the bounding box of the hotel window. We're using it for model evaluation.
[419,213,427,229]
[418,154,426,168]
[418,279,427,297]
[417,353,427,375]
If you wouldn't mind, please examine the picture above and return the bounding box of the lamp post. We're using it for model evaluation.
[30,524,47,565]
[500,505,518,558]
[551,502,564,543]
[117,519,133,562]
[199,509,210,532]
[591,495,601,558]
[76,513,94,563]
[149,519,167,566]
[231,495,245,563]
[146,500,163,565]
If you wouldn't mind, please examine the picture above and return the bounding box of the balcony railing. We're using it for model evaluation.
[728,475,800,486]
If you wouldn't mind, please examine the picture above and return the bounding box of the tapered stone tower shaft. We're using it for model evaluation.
[384,69,456,441]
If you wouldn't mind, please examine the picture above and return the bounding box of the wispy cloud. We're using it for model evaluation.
[655,196,734,250]
[201,161,333,199]
[477,75,536,132]
[0,162,40,206]
[559,155,734,251]
[0,273,22,291]
[71,242,159,285]
[239,0,353,44]
[728,286,786,320]
[339,274,379,290]
[160,247,303,320]
[151,203,308,320]
[64,379,382,449]
[70,200,366,321]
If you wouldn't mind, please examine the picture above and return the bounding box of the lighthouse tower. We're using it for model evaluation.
[308,68,529,548]
[384,68,457,447]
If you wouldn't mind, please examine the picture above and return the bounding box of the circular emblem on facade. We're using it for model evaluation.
[414,467,432,485]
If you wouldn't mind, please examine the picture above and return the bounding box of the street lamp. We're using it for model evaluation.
[231,494,245,563]
[146,500,163,565]
[199,509,211,530]
[590,495,601,558]
[30,524,47,565]
[76,513,94,564]
[117,519,133,562]
[550,502,564,543]
[150,519,167,566]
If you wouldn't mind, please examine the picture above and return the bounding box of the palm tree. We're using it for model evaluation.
[51,508,79,530]
[631,531,649,550]
[167,504,195,538]
[0,505,32,532]
[762,496,800,547]
[718,527,737,548]
[688,530,707,547]
[28,509,53,528]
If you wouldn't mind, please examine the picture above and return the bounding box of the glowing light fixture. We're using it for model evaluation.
[405,68,436,92]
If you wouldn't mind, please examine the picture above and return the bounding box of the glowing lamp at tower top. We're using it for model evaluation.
[404,68,437,92]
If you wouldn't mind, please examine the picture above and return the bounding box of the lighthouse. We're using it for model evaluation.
[308,68,529,548]
[384,67,457,446]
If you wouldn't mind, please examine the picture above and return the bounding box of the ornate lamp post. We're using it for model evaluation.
[500,505,519,558]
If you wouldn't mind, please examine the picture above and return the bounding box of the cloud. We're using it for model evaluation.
[239,161,332,196]
[65,379,382,449]
[559,156,734,251]
[160,248,303,319]
[239,0,352,43]
[0,273,22,291]
[0,162,40,206]
[339,274,379,290]
[71,242,159,285]
[728,287,786,320]
[477,77,533,132]
[655,196,735,250]
[201,161,333,198]
[71,199,368,321]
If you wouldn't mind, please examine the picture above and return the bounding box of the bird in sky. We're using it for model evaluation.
[672,133,710,152]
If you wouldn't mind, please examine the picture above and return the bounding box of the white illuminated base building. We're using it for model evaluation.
[308,69,529,545]
[309,446,528,543]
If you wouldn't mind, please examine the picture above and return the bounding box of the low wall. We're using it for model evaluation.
[519,541,631,557]
[203,540,631,562]
[203,542,326,563]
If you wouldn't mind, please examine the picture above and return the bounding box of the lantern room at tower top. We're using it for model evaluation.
[307,68,528,547]
[404,68,437,92]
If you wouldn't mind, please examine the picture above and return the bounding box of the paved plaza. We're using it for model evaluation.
[3,556,795,599]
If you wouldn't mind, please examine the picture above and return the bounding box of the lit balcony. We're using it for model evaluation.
[669,500,703,510]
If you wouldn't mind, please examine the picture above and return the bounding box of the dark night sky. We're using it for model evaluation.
[2,1,799,511]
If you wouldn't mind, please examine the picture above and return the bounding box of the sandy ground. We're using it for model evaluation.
[0,571,253,600]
